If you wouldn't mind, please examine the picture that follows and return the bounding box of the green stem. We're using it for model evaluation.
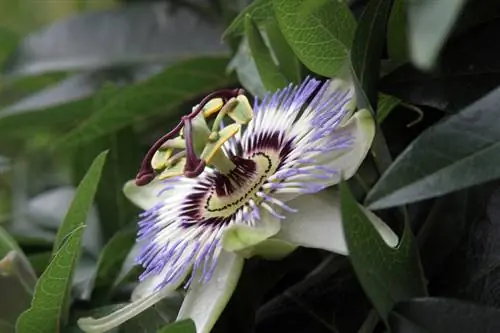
[357,309,379,333]
[371,125,393,176]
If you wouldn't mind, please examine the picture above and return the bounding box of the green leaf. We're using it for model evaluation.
[57,57,233,147]
[91,228,136,298]
[53,151,108,254]
[2,72,114,116]
[227,39,267,98]
[366,86,500,210]
[407,0,467,70]
[3,3,226,78]
[273,0,356,77]
[245,15,288,92]
[390,297,500,332]
[381,19,500,112]
[222,0,273,39]
[264,16,301,83]
[73,126,141,239]
[387,0,408,62]
[15,151,108,333]
[157,319,196,333]
[339,180,427,320]
[16,227,85,333]
[0,98,93,140]
[350,0,393,109]
[376,93,401,124]
[416,190,470,277]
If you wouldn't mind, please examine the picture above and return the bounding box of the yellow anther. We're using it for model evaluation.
[158,158,187,180]
[150,137,186,171]
[202,98,224,118]
[200,124,241,164]
[228,95,253,124]
[151,148,173,170]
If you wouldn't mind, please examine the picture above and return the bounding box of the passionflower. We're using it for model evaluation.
[78,77,397,333]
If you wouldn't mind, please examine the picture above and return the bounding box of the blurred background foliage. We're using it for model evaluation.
[2,0,500,332]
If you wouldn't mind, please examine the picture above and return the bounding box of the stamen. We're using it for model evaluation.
[261,202,286,219]
[256,191,298,212]
[135,88,245,186]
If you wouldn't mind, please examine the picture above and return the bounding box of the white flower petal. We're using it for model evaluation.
[317,108,375,188]
[123,179,170,210]
[78,288,172,333]
[78,252,189,332]
[177,250,244,333]
[275,190,398,255]
[131,258,190,301]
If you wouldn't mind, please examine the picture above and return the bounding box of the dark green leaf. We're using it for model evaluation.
[416,191,469,278]
[387,0,408,62]
[1,72,109,115]
[216,250,322,333]
[91,228,136,298]
[3,3,227,78]
[381,19,500,112]
[407,0,467,70]
[390,297,500,333]
[245,16,288,92]
[26,187,102,259]
[0,66,164,139]
[157,319,196,333]
[111,242,142,292]
[72,254,98,301]
[227,39,267,98]
[53,151,108,254]
[366,86,500,209]
[351,0,393,109]
[377,93,401,124]
[273,0,356,77]
[428,185,500,306]
[264,17,301,83]
[339,180,427,320]
[73,126,141,239]
[0,97,93,139]
[57,57,233,147]
[16,151,108,333]
[0,68,153,115]
[223,0,273,39]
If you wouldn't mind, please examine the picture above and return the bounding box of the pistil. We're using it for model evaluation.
[135,88,244,186]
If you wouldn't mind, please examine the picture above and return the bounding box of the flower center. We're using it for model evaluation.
[203,151,279,218]
[177,149,282,226]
